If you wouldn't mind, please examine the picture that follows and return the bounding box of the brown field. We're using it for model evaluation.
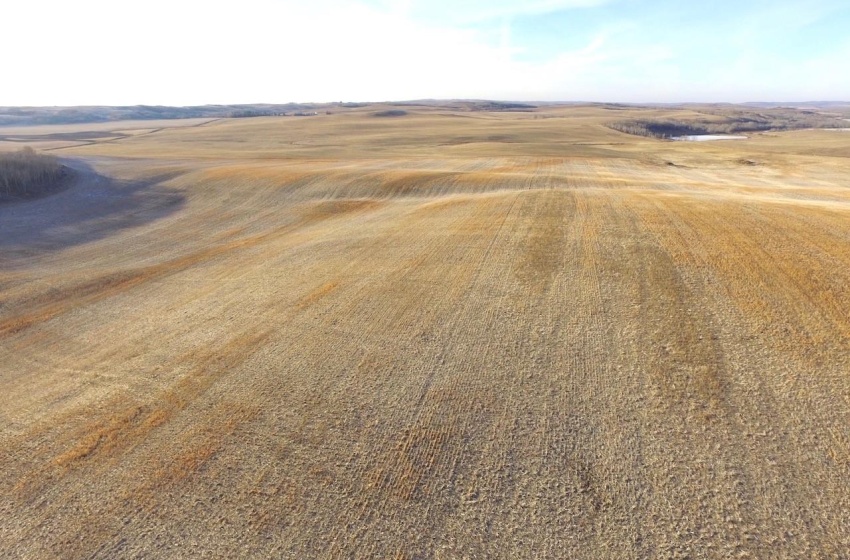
[1,104,849,558]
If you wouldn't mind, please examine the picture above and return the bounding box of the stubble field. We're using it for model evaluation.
[1,105,849,558]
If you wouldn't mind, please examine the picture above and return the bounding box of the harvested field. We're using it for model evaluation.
[1,104,849,558]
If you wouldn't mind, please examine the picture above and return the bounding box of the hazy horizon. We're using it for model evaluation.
[4,0,850,106]
[3,99,850,110]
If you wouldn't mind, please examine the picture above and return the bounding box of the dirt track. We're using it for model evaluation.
[1,107,849,558]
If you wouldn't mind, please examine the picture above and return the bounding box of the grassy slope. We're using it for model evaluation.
[1,106,849,558]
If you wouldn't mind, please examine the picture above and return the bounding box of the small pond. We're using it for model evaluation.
[672,135,748,142]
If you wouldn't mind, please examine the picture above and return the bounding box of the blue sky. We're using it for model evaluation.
[3,0,849,105]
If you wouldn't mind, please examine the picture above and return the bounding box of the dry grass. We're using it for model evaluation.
[1,104,849,558]
[0,147,69,200]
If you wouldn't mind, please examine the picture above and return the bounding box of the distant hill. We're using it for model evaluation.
[3,100,845,128]
[0,104,326,126]
[742,101,850,109]
[0,101,544,127]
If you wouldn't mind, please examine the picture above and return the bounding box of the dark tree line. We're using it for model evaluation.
[0,148,70,200]
[608,110,846,139]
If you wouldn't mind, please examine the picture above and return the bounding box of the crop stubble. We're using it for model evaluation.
[1,107,849,558]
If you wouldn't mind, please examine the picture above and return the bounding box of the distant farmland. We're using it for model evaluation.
[1,102,849,558]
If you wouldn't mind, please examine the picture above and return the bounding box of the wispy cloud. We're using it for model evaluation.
[397,0,616,23]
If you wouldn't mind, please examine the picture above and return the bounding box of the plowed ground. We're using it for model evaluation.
[1,106,849,558]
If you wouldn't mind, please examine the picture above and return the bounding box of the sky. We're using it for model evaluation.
[3,0,849,106]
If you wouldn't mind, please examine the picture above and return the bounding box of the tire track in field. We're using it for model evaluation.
[1,193,418,548]
[626,190,850,556]
[0,199,386,339]
[370,193,521,476]
[308,191,527,556]
[8,327,272,497]
[3,199,396,497]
